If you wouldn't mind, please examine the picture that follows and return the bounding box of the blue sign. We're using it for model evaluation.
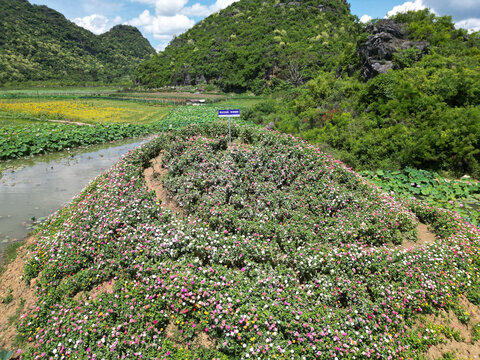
[218,109,240,117]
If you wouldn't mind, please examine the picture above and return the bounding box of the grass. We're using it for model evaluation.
[0,240,26,277]
[0,116,40,127]
[0,289,13,304]
[217,96,265,109]
[0,86,120,97]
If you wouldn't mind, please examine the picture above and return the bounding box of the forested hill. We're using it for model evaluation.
[135,0,360,92]
[0,0,155,84]
[246,10,480,177]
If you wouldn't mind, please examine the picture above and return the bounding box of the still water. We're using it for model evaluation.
[0,137,149,261]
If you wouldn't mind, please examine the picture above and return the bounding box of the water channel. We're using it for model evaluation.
[0,137,149,262]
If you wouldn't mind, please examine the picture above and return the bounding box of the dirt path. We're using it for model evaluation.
[143,152,184,217]
[42,119,92,126]
[399,222,437,250]
[400,222,480,358]
[0,236,37,353]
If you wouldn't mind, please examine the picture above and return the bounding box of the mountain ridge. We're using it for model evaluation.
[135,0,360,92]
[0,0,155,85]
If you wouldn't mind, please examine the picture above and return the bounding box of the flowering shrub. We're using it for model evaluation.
[17,122,480,359]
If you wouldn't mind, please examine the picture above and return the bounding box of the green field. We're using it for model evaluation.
[0,89,260,161]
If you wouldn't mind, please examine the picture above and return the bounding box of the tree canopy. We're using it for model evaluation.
[246,10,480,177]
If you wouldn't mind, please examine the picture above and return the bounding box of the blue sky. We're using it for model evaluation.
[30,0,480,51]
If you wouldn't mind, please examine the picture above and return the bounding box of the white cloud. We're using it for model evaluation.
[423,0,480,20]
[385,0,480,35]
[128,9,194,35]
[126,0,238,50]
[131,0,188,16]
[181,3,211,17]
[455,18,480,32]
[127,9,195,50]
[360,14,372,23]
[181,0,238,17]
[210,0,238,12]
[386,0,427,17]
[420,1,480,34]
[73,14,123,34]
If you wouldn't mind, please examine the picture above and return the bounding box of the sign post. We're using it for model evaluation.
[218,109,240,146]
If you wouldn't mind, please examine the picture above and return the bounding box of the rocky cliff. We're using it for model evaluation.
[358,19,429,79]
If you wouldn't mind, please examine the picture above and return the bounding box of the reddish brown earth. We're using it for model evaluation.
[399,222,438,251]
[424,296,480,359]
[143,152,184,217]
[0,236,38,353]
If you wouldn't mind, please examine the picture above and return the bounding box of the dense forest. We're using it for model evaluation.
[135,0,360,92]
[0,0,155,85]
[244,10,480,177]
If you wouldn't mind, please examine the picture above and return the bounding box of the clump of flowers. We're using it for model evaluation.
[17,122,480,359]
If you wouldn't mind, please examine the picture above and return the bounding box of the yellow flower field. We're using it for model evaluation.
[0,99,169,125]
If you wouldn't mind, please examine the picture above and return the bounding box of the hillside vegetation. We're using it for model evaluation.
[247,10,480,178]
[135,0,359,92]
[0,0,155,85]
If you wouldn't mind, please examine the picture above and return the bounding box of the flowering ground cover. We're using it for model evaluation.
[9,122,480,359]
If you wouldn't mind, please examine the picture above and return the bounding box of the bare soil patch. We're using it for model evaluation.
[25,117,92,126]
[397,222,437,250]
[424,296,480,359]
[44,119,92,126]
[0,236,38,352]
[166,321,216,350]
[143,152,184,217]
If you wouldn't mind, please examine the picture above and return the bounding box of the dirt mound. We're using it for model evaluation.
[166,321,216,350]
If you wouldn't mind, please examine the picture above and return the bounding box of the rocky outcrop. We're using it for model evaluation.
[358,19,429,79]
